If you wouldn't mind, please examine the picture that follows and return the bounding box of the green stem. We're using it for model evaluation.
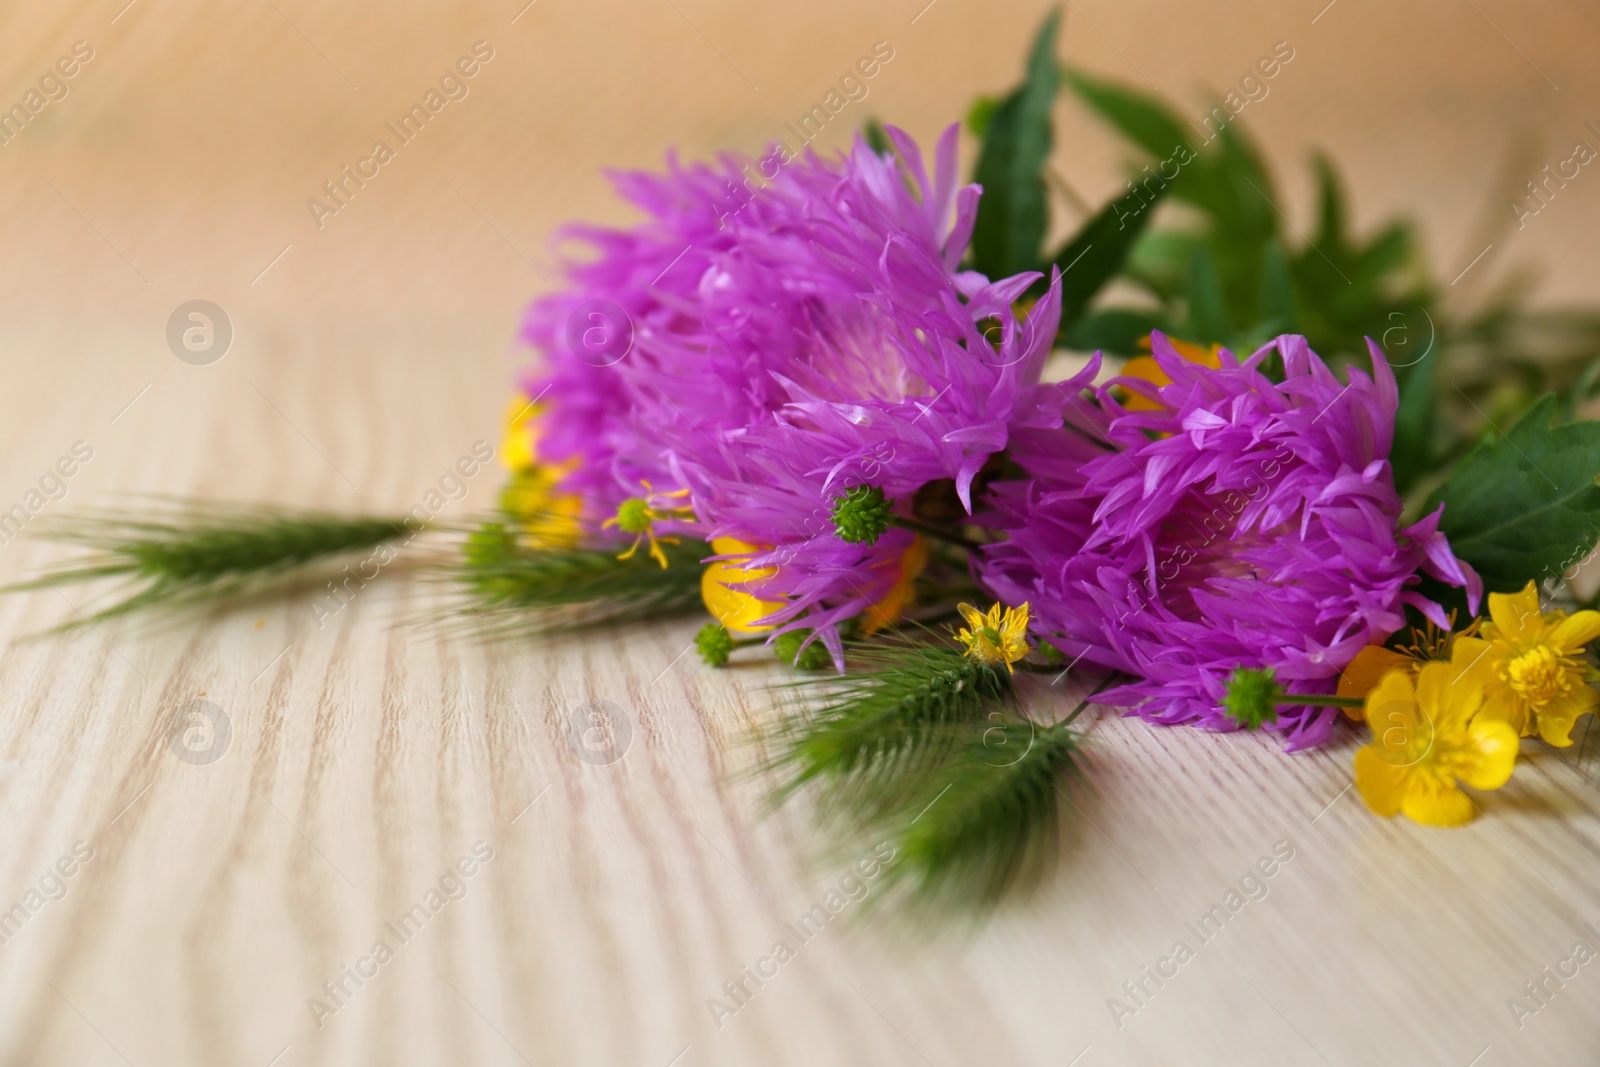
[889,515,981,551]
[1064,676,1119,722]
[1278,694,1364,708]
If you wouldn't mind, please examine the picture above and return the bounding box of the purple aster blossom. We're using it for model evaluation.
[518,123,1088,663]
[519,124,985,529]
[978,332,1480,749]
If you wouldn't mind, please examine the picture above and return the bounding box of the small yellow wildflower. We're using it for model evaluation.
[500,392,542,472]
[700,537,784,634]
[956,601,1031,673]
[603,482,694,569]
[1450,582,1600,746]
[1354,661,1519,827]
[498,392,584,548]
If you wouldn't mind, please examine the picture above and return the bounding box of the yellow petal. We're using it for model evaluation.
[701,538,782,634]
[1364,667,1423,760]
[862,536,928,634]
[1337,646,1414,708]
[1418,658,1483,731]
[1353,746,1408,818]
[501,393,542,472]
[1462,719,1520,790]
[1400,781,1476,827]
[958,602,987,631]
[1487,582,1542,642]
[1475,689,1530,737]
[1449,635,1498,683]
[1534,684,1600,747]
[1001,602,1031,644]
[1118,341,1224,413]
[1549,609,1600,653]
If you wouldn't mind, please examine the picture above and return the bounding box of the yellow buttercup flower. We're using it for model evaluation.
[701,537,784,634]
[1354,661,1519,826]
[956,601,1030,673]
[498,391,585,549]
[501,469,584,549]
[1335,616,1478,719]
[1450,582,1600,746]
[1336,645,1417,720]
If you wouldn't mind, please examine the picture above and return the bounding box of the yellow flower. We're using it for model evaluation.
[498,392,585,548]
[1336,646,1417,719]
[700,537,784,634]
[604,482,693,569]
[956,601,1030,673]
[1117,336,1224,412]
[1450,581,1600,746]
[1354,661,1519,826]
[1334,616,1478,719]
[500,392,544,472]
[861,536,929,634]
[502,469,585,549]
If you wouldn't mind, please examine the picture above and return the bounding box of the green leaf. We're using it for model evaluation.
[1040,180,1170,328]
[965,95,1000,139]
[1213,123,1277,240]
[1433,396,1600,592]
[861,116,891,156]
[1063,67,1192,161]
[1390,343,1437,495]
[1063,308,1168,355]
[1257,237,1297,333]
[1185,245,1233,344]
[970,10,1061,278]
[1311,153,1347,256]
[1558,355,1600,424]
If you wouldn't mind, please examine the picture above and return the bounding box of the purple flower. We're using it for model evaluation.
[518,124,1086,661]
[978,333,1480,748]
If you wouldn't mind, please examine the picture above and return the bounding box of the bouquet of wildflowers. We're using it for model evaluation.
[17,11,1600,911]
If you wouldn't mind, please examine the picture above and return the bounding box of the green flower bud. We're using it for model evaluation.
[1223,667,1282,731]
[774,629,830,670]
[831,485,892,545]
[615,498,652,535]
[696,623,734,668]
[694,617,732,668]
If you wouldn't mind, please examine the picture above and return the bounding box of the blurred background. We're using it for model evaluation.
[0,0,1595,505]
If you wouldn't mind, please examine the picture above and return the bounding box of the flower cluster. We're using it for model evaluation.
[501,125,1600,830]
[979,332,1477,748]
[510,123,1081,665]
[1341,583,1599,825]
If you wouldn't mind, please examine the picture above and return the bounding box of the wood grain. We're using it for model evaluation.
[0,0,1598,1063]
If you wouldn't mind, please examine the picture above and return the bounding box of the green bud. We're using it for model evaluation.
[696,623,734,668]
[615,498,652,535]
[774,629,830,670]
[1223,667,1282,731]
[831,485,892,545]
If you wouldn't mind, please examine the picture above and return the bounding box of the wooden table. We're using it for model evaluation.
[0,0,1597,1063]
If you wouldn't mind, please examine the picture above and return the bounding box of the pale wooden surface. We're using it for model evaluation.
[0,1,1598,1064]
